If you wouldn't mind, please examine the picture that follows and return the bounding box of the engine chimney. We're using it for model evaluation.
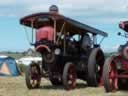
[49,5,59,14]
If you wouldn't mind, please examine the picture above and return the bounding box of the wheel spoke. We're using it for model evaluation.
[68,74,76,87]
[68,80,72,84]
[113,77,118,89]
[67,64,76,89]
[31,80,36,87]
[108,62,118,91]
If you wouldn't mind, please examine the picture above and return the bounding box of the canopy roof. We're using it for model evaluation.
[20,12,108,37]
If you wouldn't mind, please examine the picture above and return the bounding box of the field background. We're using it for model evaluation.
[0,52,127,96]
[0,76,128,96]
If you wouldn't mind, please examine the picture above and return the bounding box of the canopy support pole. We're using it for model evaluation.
[23,26,31,44]
[54,19,56,44]
[64,26,66,56]
[31,19,34,44]
[93,34,97,47]
[56,22,66,45]
[99,37,105,44]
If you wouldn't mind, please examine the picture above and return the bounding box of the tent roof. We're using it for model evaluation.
[0,55,8,58]
[0,56,15,61]
[0,56,15,60]
[0,57,21,76]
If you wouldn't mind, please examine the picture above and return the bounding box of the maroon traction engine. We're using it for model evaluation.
[20,5,108,90]
[103,21,128,92]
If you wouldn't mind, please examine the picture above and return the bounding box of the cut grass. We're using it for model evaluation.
[0,76,128,96]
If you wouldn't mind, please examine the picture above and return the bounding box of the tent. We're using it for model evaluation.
[0,57,21,76]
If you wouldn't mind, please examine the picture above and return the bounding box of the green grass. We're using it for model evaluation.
[0,76,128,96]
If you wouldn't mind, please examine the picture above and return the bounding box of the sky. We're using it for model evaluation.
[0,0,128,52]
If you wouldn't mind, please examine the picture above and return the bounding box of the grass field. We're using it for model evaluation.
[0,76,128,96]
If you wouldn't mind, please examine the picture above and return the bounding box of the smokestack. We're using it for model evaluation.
[49,5,59,14]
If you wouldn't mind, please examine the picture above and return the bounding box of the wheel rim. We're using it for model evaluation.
[29,65,41,88]
[108,61,118,91]
[67,64,77,89]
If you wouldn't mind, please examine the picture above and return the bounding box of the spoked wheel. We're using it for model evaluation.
[103,57,118,92]
[87,48,105,87]
[63,62,77,90]
[25,63,41,89]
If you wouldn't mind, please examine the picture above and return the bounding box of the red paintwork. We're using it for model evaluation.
[114,55,128,70]
[36,26,54,41]
[99,77,103,86]
[118,74,128,78]
[110,55,128,79]
[30,66,41,80]
[108,58,118,91]
[119,21,128,32]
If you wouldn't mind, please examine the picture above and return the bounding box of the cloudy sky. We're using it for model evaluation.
[0,0,128,52]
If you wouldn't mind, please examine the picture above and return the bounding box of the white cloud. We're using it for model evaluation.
[0,0,128,51]
[25,0,128,13]
[0,0,128,24]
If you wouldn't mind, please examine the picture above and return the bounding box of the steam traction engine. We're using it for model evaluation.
[20,5,108,90]
[103,21,128,92]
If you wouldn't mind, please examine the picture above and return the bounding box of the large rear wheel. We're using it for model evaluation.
[63,62,77,90]
[87,48,105,87]
[103,57,118,92]
[25,62,41,89]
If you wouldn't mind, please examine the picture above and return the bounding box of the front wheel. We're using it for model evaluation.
[103,56,118,92]
[63,62,77,90]
[25,62,41,89]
